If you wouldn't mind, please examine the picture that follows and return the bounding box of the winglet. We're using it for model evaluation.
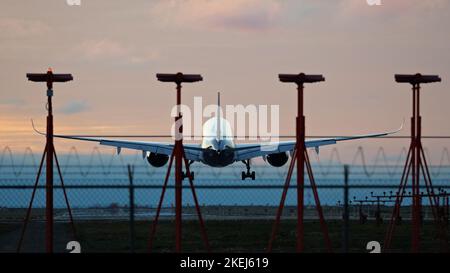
[31,119,46,136]
[395,119,405,134]
[381,119,404,136]
[380,119,404,136]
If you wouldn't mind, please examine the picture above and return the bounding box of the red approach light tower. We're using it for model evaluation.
[148,72,210,253]
[268,73,332,253]
[18,68,77,253]
[384,73,448,252]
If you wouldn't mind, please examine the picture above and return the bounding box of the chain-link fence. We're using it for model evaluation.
[1,157,449,252]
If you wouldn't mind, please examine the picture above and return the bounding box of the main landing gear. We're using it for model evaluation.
[241,160,255,180]
[182,160,195,181]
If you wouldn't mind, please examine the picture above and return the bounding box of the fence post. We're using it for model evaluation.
[128,164,135,253]
[343,164,350,253]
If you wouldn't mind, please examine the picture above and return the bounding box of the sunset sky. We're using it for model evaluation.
[1,0,450,162]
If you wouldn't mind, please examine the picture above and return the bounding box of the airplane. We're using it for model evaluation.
[33,92,402,180]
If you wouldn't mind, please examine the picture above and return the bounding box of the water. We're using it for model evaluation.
[1,154,450,208]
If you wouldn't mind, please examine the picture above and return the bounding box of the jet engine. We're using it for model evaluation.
[266,152,289,167]
[146,152,169,167]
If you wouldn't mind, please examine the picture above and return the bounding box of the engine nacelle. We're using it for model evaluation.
[266,152,289,167]
[146,153,169,167]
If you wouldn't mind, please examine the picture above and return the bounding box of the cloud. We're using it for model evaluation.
[59,101,90,115]
[148,0,450,32]
[75,38,159,64]
[0,18,50,37]
[150,0,282,31]
[0,98,25,106]
[336,0,449,17]
[129,50,160,64]
[76,39,129,59]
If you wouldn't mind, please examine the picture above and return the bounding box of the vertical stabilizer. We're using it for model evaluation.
[217,92,221,140]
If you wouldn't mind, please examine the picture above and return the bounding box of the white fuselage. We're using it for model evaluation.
[200,117,236,167]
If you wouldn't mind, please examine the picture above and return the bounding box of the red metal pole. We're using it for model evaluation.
[416,84,422,249]
[419,142,449,251]
[182,150,211,252]
[267,149,297,252]
[412,84,421,252]
[17,146,47,252]
[410,84,417,252]
[384,146,412,250]
[420,150,439,207]
[154,73,203,252]
[148,151,174,252]
[46,86,54,253]
[23,69,73,253]
[174,82,183,252]
[296,83,305,253]
[391,74,446,251]
[304,150,332,252]
[272,73,327,252]
[54,150,77,240]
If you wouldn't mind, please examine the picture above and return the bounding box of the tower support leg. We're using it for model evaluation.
[17,146,47,252]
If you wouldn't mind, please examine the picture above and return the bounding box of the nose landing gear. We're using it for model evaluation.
[182,171,195,181]
[241,160,256,180]
[182,160,195,181]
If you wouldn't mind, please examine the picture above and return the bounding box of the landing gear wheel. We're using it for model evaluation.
[241,160,256,180]
[182,171,195,181]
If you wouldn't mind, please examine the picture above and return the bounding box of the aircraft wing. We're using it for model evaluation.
[55,135,203,161]
[32,122,203,161]
[234,124,403,162]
